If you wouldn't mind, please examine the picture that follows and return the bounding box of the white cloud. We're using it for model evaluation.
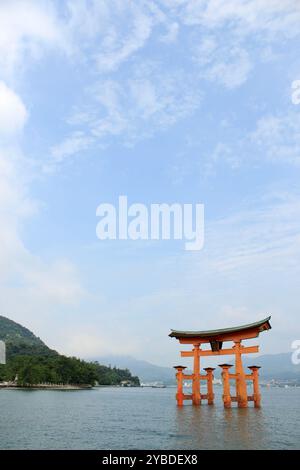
[205,108,300,171]
[52,66,202,160]
[51,131,94,163]
[199,46,252,89]
[95,9,153,73]
[251,112,300,166]
[62,329,140,358]
[0,0,64,77]
[0,83,32,232]
[66,0,156,72]
[22,259,85,306]
[159,22,179,43]
[208,142,240,169]
[181,0,300,37]
[203,191,300,273]
[172,1,300,90]
[0,81,28,137]
[193,37,252,88]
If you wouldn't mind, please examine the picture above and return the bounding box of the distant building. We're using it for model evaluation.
[140,381,166,388]
[120,380,134,387]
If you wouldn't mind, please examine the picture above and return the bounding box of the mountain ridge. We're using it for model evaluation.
[95,352,300,383]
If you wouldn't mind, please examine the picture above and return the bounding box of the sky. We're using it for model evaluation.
[0,0,300,366]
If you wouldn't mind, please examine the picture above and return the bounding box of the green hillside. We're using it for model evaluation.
[0,316,139,387]
[0,315,57,358]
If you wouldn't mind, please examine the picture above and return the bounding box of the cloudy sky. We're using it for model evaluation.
[0,0,300,366]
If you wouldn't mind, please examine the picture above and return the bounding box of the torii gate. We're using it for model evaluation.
[169,316,271,408]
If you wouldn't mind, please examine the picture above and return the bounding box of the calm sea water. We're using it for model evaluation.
[0,386,299,449]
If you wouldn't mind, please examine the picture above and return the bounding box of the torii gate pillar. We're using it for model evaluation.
[233,341,248,408]
[192,344,201,405]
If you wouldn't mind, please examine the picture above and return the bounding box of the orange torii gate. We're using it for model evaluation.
[169,316,271,408]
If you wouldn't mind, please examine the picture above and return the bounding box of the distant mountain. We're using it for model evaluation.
[94,355,175,384]
[245,353,300,380]
[95,352,300,384]
[0,315,57,359]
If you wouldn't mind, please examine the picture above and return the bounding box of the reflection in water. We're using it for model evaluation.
[223,407,264,449]
[174,392,267,449]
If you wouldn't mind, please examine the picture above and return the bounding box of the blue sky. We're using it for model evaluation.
[0,0,300,365]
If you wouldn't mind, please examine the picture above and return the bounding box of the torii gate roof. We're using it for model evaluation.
[169,316,271,343]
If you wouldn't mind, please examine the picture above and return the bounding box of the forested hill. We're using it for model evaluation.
[0,316,139,387]
[0,315,57,358]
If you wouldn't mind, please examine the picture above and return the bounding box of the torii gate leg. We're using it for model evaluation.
[192,344,201,405]
[204,367,215,405]
[234,341,248,408]
[219,364,232,408]
[174,366,186,406]
[248,366,261,408]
